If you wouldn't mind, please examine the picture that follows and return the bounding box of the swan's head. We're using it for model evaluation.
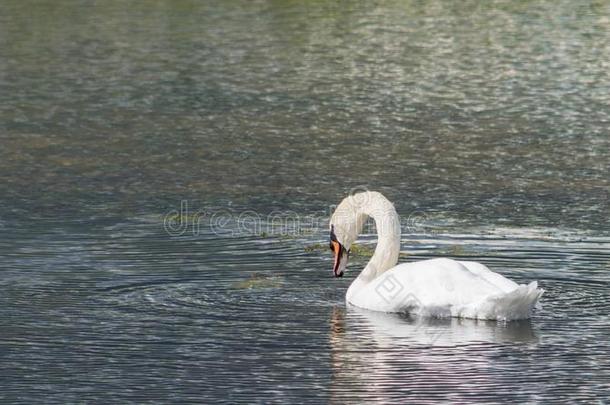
[329,190,401,278]
[329,194,367,277]
[329,224,350,278]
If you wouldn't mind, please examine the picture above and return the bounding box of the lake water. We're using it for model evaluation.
[1,1,609,403]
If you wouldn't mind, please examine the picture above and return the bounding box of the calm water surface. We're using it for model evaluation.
[1,1,609,403]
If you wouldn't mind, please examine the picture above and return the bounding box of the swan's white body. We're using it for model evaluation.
[330,191,543,321]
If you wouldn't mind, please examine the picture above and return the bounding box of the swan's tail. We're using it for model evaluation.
[472,281,544,321]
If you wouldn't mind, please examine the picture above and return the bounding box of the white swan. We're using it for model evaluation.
[329,191,543,320]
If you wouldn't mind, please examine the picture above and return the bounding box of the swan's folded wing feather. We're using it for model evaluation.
[458,260,519,293]
[349,258,542,320]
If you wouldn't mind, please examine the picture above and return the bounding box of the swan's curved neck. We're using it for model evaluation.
[345,193,401,300]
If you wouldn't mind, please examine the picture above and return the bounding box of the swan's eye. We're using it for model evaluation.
[329,243,334,252]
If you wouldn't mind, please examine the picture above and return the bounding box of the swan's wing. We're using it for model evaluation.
[457,260,519,293]
[349,259,541,320]
[352,259,503,313]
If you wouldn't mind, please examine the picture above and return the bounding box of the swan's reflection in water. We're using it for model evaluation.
[329,307,538,403]
[346,305,538,346]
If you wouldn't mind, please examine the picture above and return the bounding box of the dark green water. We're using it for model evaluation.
[1,1,609,403]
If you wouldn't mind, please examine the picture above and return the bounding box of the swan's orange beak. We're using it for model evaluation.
[331,240,345,277]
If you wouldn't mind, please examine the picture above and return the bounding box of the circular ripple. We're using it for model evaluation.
[539,277,610,318]
[97,275,343,322]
